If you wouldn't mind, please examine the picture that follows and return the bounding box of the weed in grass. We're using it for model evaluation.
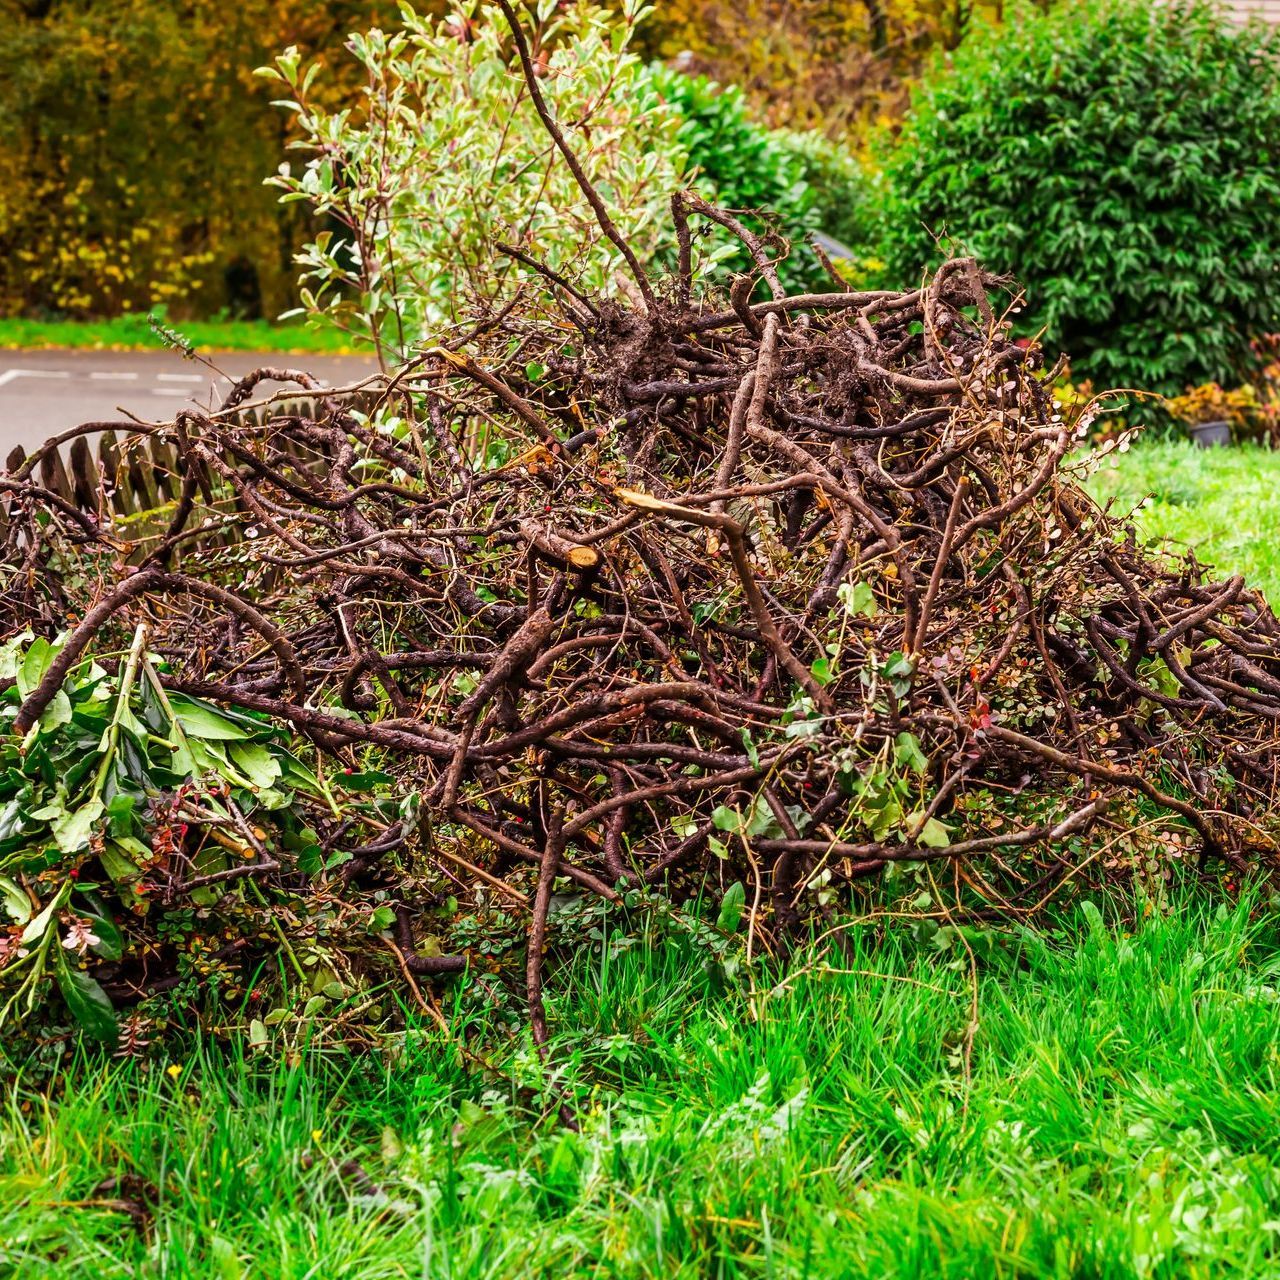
[2,896,1280,1277]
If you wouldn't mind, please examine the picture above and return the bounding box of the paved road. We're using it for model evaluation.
[0,348,382,453]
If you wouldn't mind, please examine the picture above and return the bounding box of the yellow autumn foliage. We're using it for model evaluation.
[0,0,401,319]
[635,0,1019,135]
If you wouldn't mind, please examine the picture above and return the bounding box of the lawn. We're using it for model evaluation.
[3,899,1279,1279]
[1088,440,1280,603]
[3,440,1280,1278]
[0,315,358,356]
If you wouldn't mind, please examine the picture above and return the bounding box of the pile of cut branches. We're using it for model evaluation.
[2,4,1279,1044]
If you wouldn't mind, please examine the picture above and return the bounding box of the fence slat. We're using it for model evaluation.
[98,431,135,519]
[39,448,73,503]
[148,436,179,504]
[68,438,96,511]
[125,438,160,512]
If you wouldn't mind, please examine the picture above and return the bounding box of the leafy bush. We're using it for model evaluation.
[765,123,886,288]
[265,1,687,362]
[651,66,819,290]
[650,65,873,292]
[876,0,1280,392]
[1165,382,1258,431]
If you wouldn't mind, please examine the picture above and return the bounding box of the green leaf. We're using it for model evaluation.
[21,884,68,944]
[187,738,232,781]
[105,794,137,831]
[367,905,397,933]
[810,657,835,687]
[716,881,746,933]
[914,816,952,849]
[170,737,198,778]
[278,754,323,795]
[1080,899,1105,936]
[254,787,292,812]
[0,876,31,925]
[837,580,876,619]
[297,844,324,877]
[37,690,72,734]
[745,794,778,839]
[0,630,34,681]
[227,742,282,790]
[100,839,148,889]
[51,797,104,854]
[29,794,69,823]
[209,1235,246,1280]
[55,951,117,1042]
[883,652,914,680]
[711,805,742,834]
[85,912,124,961]
[170,701,252,741]
[16,637,55,700]
[894,732,929,774]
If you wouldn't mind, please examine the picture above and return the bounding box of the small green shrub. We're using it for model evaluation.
[651,65,874,291]
[877,0,1280,392]
[766,123,887,288]
[650,66,819,289]
[264,1,686,362]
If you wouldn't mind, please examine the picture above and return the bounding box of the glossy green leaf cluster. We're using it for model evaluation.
[0,631,330,1043]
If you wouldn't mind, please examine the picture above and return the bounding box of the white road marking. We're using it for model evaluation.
[151,388,194,397]
[156,373,204,383]
[89,371,139,381]
[0,369,72,389]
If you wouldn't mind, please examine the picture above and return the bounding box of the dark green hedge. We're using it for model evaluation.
[876,0,1280,392]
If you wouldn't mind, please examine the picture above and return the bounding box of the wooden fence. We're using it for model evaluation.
[0,394,347,555]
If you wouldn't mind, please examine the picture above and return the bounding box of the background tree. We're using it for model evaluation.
[0,0,397,320]
[634,0,1017,133]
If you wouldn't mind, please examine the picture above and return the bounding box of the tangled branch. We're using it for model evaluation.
[2,6,1278,1038]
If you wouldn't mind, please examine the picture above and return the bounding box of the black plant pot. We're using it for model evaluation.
[1188,420,1231,448]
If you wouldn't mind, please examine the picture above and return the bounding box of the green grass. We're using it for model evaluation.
[1088,440,1280,602]
[4,899,1280,1278]
[0,314,358,356]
